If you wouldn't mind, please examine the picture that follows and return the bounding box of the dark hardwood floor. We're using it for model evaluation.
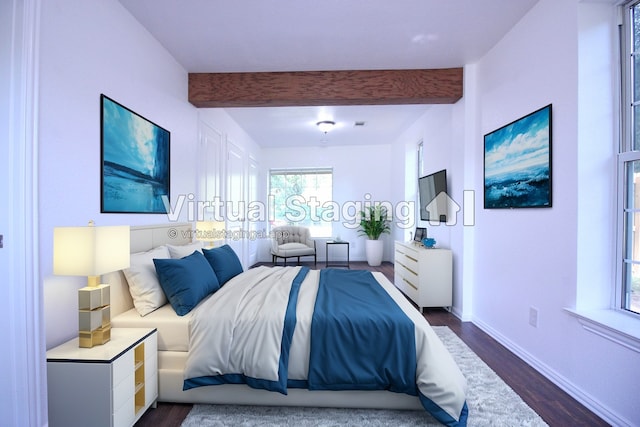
[135,261,608,427]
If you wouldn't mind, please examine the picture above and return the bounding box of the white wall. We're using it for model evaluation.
[450,63,480,321]
[391,102,477,319]
[262,144,394,263]
[39,0,199,348]
[389,107,457,245]
[471,0,638,425]
[473,0,578,350]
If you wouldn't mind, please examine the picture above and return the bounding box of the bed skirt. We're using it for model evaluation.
[157,351,423,410]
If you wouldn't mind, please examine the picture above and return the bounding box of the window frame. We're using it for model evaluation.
[617,0,640,317]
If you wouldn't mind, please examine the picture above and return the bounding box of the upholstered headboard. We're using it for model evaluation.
[104,222,193,316]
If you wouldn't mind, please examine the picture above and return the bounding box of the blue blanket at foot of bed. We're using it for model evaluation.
[307,268,468,427]
[307,269,418,394]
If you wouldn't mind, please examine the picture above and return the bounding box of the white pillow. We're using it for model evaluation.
[167,241,203,259]
[123,245,170,316]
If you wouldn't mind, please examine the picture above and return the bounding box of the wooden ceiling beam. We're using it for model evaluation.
[188,68,463,108]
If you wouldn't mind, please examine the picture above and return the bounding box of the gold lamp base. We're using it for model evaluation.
[78,280,111,348]
[79,325,111,348]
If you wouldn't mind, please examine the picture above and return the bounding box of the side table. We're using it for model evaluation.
[326,240,350,268]
[47,328,158,427]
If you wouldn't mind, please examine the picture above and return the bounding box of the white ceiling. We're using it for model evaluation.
[118,0,539,147]
[222,104,435,148]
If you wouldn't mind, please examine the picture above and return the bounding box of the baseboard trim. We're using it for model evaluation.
[450,306,472,322]
[471,317,630,427]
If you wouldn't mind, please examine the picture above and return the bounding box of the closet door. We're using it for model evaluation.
[197,122,223,224]
[247,156,260,266]
[226,139,246,266]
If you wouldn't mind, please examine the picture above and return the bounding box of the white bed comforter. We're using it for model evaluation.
[184,266,468,426]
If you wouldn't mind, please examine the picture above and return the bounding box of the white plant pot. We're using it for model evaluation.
[365,239,384,266]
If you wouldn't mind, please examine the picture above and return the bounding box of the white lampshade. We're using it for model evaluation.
[53,225,130,277]
[195,220,226,243]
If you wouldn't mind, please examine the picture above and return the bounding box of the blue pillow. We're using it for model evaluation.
[153,251,220,316]
[203,244,243,285]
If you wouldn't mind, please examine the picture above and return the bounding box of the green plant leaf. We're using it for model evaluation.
[357,206,391,240]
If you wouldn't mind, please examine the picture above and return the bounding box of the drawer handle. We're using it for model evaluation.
[397,261,417,276]
[403,277,418,290]
[406,255,418,263]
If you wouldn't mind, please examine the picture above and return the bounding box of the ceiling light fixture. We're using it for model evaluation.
[316,120,336,133]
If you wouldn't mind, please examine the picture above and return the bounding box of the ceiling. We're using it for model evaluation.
[118,0,539,147]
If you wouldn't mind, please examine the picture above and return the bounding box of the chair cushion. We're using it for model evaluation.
[274,242,316,257]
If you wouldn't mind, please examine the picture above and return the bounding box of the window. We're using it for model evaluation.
[269,168,333,237]
[619,1,640,315]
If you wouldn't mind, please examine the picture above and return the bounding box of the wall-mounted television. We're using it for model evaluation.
[418,169,448,222]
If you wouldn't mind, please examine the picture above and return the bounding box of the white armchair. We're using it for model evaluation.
[271,225,316,266]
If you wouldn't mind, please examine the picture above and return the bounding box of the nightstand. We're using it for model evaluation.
[47,328,158,427]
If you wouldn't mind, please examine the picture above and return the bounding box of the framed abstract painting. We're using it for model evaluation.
[484,104,552,209]
[101,94,170,213]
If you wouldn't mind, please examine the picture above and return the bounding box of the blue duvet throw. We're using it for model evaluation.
[307,269,418,394]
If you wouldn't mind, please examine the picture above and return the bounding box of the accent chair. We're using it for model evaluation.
[271,225,316,266]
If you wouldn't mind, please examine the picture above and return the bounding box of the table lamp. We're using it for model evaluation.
[53,221,130,348]
[195,220,226,247]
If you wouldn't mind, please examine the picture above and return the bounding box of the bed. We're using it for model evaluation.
[106,223,468,426]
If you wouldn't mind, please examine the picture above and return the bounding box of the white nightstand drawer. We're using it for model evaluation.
[114,397,135,427]
[113,370,135,414]
[113,349,134,387]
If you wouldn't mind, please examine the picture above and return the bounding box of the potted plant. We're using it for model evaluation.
[358,205,391,266]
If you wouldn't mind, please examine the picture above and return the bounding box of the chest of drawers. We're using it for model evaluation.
[394,241,452,311]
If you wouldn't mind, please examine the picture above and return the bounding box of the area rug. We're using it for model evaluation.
[181,326,547,426]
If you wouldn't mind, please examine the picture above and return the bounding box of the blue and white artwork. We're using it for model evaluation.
[484,105,552,209]
[101,95,170,213]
